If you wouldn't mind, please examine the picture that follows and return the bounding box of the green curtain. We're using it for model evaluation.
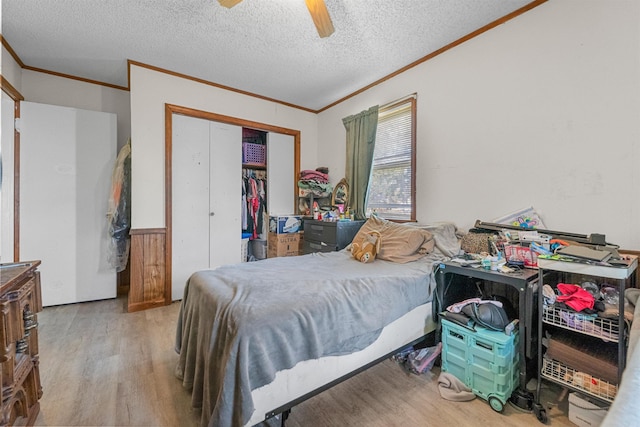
[343,105,379,220]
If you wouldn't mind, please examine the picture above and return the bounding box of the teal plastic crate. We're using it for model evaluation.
[441,318,519,412]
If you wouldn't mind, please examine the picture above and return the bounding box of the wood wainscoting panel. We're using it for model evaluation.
[117,254,131,297]
[128,228,168,312]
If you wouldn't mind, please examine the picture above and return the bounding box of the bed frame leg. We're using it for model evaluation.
[280,409,290,427]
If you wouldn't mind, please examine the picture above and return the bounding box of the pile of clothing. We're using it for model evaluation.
[544,283,634,321]
[543,283,636,342]
[298,167,333,214]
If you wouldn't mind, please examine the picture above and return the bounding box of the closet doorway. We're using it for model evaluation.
[167,105,299,301]
[0,90,17,262]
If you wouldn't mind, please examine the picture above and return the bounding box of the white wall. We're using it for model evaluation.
[0,47,131,150]
[129,64,319,229]
[5,0,639,250]
[317,0,640,250]
[20,71,131,150]
[1,44,23,91]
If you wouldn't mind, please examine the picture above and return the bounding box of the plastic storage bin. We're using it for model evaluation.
[568,392,607,427]
[242,142,266,165]
[441,318,519,412]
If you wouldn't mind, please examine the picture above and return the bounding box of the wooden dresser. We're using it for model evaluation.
[0,261,43,426]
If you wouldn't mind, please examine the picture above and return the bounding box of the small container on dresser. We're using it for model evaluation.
[303,219,365,254]
[0,261,43,426]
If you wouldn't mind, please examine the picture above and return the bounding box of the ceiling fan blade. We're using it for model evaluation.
[218,0,243,8]
[305,0,335,38]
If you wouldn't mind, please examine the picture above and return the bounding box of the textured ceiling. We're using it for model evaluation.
[2,0,533,111]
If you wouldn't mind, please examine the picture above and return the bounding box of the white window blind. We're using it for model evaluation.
[366,98,414,220]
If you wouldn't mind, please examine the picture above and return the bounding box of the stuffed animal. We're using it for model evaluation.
[351,231,381,263]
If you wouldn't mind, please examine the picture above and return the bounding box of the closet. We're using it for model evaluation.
[171,114,294,301]
[242,128,268,249]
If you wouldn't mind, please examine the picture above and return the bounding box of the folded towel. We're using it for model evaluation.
[437,372,476,402]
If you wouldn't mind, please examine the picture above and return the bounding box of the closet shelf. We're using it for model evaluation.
[243,163,266,170]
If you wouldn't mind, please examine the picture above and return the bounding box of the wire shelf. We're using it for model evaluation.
[542,305,620,342]
[541,357,617,403]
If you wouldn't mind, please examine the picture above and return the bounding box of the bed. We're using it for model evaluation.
[175,220,461,427]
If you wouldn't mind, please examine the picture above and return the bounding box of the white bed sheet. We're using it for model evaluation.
[247,301,435,426]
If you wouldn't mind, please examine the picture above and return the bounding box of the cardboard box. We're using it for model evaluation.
[568,393,607,427]
[298,231,304,255]
[268,232,300,258]
[269,215,303,234]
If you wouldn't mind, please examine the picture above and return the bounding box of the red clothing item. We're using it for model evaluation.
[556,283,595,312]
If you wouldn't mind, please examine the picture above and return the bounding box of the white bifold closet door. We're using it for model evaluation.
[171,115,295,301]
[266,132,295,215]
[172,115,242,301]
[20,102,117,307]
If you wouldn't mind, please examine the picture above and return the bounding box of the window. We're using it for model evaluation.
[366,97,416,221]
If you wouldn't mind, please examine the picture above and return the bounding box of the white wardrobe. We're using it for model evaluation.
[171,114,294,301]
[19,102,117,306]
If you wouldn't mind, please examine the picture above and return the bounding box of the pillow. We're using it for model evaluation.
[351,216,435,263]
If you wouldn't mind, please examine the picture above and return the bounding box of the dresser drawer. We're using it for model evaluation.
[304,221,337,245]
[303,240,338,254]
[303,220,365,254]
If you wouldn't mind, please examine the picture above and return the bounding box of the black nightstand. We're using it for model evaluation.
[302,219,365,254]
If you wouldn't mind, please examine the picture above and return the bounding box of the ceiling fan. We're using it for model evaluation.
[217,0,335,38]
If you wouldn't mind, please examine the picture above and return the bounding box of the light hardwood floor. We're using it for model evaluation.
[34,297,575,426]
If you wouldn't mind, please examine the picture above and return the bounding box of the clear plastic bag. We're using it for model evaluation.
[391,346,414,364]
[406,342,442,374]
[107,141,131,272]
[394,342,443,375]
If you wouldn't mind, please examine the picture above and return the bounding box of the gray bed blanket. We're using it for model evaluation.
[175,222,461,427]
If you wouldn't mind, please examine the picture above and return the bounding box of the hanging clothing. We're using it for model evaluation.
[242,170,267,239]
[241,178,248,231]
